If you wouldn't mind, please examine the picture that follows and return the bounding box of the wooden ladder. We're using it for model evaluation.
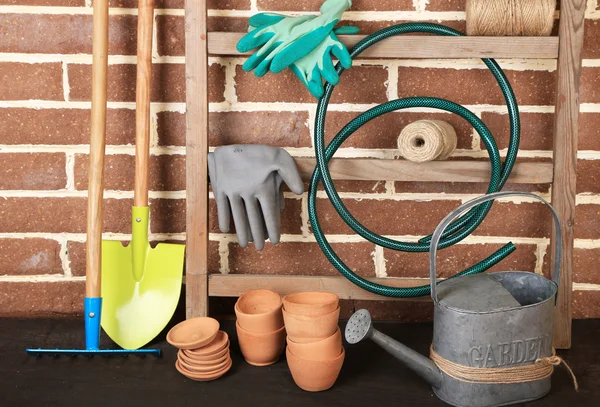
[184,0,587,349]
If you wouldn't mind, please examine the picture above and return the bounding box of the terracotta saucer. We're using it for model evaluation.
[166,317,220,350]
[178,353,230,373]
[178,349,229,366]
[186,331,229,356]
[182,342,229,362]
[175,357,232,382]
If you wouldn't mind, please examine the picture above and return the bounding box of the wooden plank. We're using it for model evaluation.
[185,0,209,318]
[551,0,587,349]
[208,32,559,59]
[295,158,553,184]
[209,274,432,302]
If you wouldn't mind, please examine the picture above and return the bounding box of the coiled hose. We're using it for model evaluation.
[308,22,521,297]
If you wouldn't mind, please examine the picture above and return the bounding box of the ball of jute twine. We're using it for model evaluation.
[430,346,579,391]
[397,120,457,163]
[466,0,556,36]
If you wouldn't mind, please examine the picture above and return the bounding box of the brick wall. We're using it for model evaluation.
[1,0,600,320]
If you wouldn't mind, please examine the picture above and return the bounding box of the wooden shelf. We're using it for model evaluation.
[208,274,432,302]
[295,158,553,184]
[208,33,559,59]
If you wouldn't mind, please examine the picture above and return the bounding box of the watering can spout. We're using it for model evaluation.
[345,310,442,388]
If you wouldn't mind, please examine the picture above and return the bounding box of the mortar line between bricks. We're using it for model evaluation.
[0,232,553,245]
[374,245,388,278]
[1,6,599,20]
[250,0,258,11]
[415,0,426,12]
[64,152,75,191]
[61,61,70,102]
[218,239,230,274]
[386,61,400,101]
[59,237,72,278]
[0,100,560,114]
[312,190,553,203]
[0,145,565,160]
[534,242,548,275]
[574,283,600,291]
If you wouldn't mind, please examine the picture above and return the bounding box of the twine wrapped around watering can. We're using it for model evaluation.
[466,0,556,36]
[430,346,579,390]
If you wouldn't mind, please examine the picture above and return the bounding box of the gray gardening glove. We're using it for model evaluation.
[208,145,304,250]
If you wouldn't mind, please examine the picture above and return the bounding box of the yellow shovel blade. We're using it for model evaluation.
[100,207,185,350]
[101,240,185,350]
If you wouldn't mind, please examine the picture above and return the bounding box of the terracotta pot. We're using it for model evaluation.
[286,347,345,392]
[283,292,339,317]
[178,353,231,373]
[166,317,220,350]
[182,343,229,362]
[178,349,229,366]
[186,330,229,356]
[283,306,340,341]
[236,322,286,366]
[175,358,232,382]
[286,327,342,361]
[235,289,284,333]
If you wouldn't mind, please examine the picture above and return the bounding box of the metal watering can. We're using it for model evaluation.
[346,192,562,407]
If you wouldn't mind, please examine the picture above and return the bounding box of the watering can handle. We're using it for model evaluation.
[430,191,562,305]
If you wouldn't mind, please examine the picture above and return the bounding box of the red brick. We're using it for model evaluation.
[68,240,219,276]
[106,0,250,8]
[156,15,184,57]
[394,181,550,194]
[572,248,600,285]
[314,180,388,194]
[228,241,375,276]
[425,0,466,11]
[576,159,600,193]
[573,290,600,319]
[346,20,466,35]
[313,197,462,236]
[0,153,66,190]
[207,198,303,236]
[0,281,84,316]
[0,197,132,233]
[0,238,63,276]
[583,19,600,59]
[481,112,553,150]
[0,0,83,5]
[74,154,185,191]
[69,63,226,103]
[581,67,600,103]
[0,63,63,101]
[324,111,474,150]
[257,0,414,11]
[0,14,136,55]
[579,113,600,150]
[235,65,388,104]
[208,17,249,32]
[385,243,538,279]
[397,67,556,106]
[475,201,552,238]
[575,204,600,239]
[0,108,136,145]
[352,300,434,322]
[157,110,312,147]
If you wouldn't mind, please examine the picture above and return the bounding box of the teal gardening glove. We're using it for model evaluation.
[288,25,358,98]
[236,0,353,77]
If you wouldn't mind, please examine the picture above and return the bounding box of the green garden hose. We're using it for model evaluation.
[308,22,521,297]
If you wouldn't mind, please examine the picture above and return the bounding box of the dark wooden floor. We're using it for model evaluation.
[1,318,599,407]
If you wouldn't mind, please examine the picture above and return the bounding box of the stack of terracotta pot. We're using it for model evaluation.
[283,292,344,392]
[167,317,232,381]
[235,289,286,366]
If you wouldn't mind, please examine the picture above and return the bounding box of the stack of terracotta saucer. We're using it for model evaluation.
[167,317,232,381]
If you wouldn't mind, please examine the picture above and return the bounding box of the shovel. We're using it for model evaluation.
[100,0,185,350]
